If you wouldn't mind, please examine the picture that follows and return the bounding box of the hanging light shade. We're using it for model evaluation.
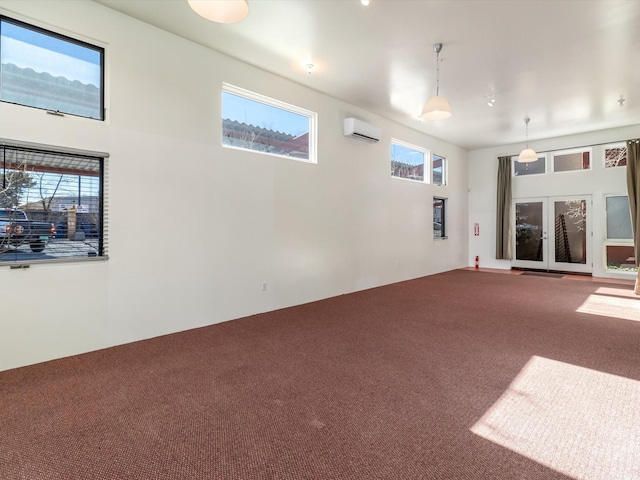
[188,0,249,24]
[422,43,452,121]
[422,95,452,121]
[518,148,538,163]
[517,117,537,163]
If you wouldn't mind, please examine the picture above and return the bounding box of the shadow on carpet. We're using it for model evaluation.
[520,271,564,279]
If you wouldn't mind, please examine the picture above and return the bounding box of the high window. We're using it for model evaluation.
[432,154,447,185]
[513,155,546,176]
[552,149,591,172]
[0,144,106,264]
[0,16,104,120]
[604,144,627,168]
[433,197,446,239]
[391,140,429,182]
[222,84,317,163]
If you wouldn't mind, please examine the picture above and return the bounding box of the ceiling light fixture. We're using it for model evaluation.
[421,43,452,121]
[187,0,249,24]
[618,95,626,108]
[517,117,537,163]
[361,0,370,5]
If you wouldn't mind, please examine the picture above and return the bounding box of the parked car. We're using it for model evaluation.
[0,209,56,253]
[55,221,99,239]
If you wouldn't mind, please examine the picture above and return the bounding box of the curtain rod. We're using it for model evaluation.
[509,138,639,158]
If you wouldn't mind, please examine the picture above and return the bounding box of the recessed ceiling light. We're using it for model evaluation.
[361,0,370,5]
[485,93,498,107]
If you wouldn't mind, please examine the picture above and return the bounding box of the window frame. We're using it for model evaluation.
[0,141,108,266]
[221,83,317,164]
[603,143,627,168]
[512,154,547,177]
[551,148,592,173]
[0,15,105,121]
[433,196,447,240]
[390,139,430,183]
[432,153,447,186]
[604,194,633,241]
[603,193,636,274]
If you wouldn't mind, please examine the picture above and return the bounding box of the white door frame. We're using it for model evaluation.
[512,195,592,274]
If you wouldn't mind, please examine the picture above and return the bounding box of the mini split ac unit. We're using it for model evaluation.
[343,117,381,143]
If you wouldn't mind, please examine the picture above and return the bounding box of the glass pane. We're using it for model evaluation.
[222,91,311,161]
[432,155,445,185]
[392,143,425,182]
[553,151,590,172]
[605,147,627,168]
[514,156,545,176]
[0,146,103,263]
[433,198,444,238]
[606,246,637,272]
[515,202,543,261]
[554,200,586,264]
[0,19,103,120]
[606,196,632,239]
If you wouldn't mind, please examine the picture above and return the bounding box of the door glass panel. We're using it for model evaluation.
[554,200,586,264]
[515,202,543,261]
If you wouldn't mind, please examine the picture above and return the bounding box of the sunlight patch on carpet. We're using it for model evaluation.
[471,356,640,480]
[593,286,637,298]
[576,291,640,322]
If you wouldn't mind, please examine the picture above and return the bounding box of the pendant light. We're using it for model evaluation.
[188,0,249,24]
[421,43,452,121]
[517,117,537,163]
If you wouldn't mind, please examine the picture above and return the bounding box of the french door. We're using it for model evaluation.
[512,195,592,274]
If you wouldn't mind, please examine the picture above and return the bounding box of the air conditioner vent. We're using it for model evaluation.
[343,117,381,143]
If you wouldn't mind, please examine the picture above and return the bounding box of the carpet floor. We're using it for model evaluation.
[1,269,639,479]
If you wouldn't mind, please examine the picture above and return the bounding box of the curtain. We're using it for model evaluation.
[626,139,640,294]
[495,156,512,259]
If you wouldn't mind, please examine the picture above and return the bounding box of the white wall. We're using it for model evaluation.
[468,124,640,276]
[0,0,469,371]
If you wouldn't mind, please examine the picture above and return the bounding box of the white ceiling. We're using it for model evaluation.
[93,0,640,150]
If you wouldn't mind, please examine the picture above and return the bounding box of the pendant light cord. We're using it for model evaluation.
[435,48,440,96]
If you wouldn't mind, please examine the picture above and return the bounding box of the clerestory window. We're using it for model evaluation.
[222,84,317,163]
[391,140,429,183]
[0,16,104,120]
